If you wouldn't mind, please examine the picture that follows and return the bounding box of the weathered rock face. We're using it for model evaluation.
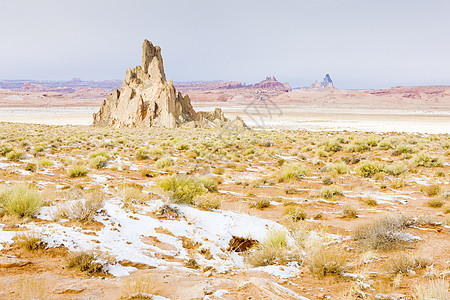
[93,40,244,129]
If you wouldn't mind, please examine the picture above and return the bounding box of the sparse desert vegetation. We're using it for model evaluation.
[0,122,447,299]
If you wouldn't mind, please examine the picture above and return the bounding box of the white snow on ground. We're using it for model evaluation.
[252,264,300,279]
[24,198,292,276]
[0,226,16,251]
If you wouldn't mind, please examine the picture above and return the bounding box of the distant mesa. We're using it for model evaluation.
[93,40,246,129]
[247,76,291,92]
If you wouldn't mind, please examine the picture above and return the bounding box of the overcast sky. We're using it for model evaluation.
[1,0,449,89]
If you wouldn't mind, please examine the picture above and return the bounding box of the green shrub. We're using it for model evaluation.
[37,158,54,168]
[412,153,443,167]
[156,157,175,169]
[0,144,13,156]
[88,149,110,160]
[175,142,189,151]
[323,138,342,152]
[378,140,394,150]
[157,175,207,205]
[0,184,43,218]
[279,163,309,182]
[395,144,416,155]
[356,161,384,178]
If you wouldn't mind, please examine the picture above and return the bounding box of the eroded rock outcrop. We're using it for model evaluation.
[93,40,245,129]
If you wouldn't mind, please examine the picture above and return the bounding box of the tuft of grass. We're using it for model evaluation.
[194,194,221,210]
[421,184,442,197]
[89,155,108,169]
[157,175,207,205]
[278,163,309,182]
[67,252,106,275]
[155,157,175,169]
[247,229,291,267]
[320,184,343,199]
[67,164,88,178]
[283,205,306,221]
[0,184,43,218]
[57,192,105,224]
[88,149,110,160]
[353,214,413,250]
[14,232,47,251]
[427,198,445,208]
[385,254,431,274]
[197,176,218,192]
[251,198,271,210]
[341,204,358,218]
[13,275,49,300]
[121,274,161,299]
[37,158,54,168]
[6,149,25,161]
[308,246,347,279]
[120,186,148,208]
[412,153,444,167]
[328,161,349,174]
[384,162,408,176]
[414,279,449,300]
[363,197,378,206]
[135,149,150,160]
[356,161,384,178]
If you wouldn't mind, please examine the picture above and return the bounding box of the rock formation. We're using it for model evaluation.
[93,40,246,129]
[309,74,335,90]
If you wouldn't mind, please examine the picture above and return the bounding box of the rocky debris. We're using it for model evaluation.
[247,277,310,300]
[0,256,31,268]
[93,40,247,129]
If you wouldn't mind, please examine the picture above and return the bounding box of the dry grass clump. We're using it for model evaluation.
[353,214,413,250]
[341,204,358,218]
[121,274,161,299]
[135,149,150,160]
[251,198,271,210]
[0,184,43,218]
[283,205,306,221]
[37,158,54,168]
[67,251,107,275]
[197,176,218,192]
[155,157,175,168]
[57,192,105,224]
[320,184,343,199]
[421,184,442,197]
[119,186,148,208]
[14,232,47,251]
[363,197,378,206]
[427,198,445,208]
[278,163,309,182]
[308,246,347,278]
[385,162,409,176]
[157,175,207,205]
[385,254,431,274]
[356,161,384,178]
[67,163,89,178]
[89,155,108,169]
[12,275,49,300]
[327,161,349,174]
[412,153,444,167]
[194,194,221,210]
[6,149,25,161]
[392,177,407,189]
[378,140,394,150]
[247,229,291,267]
[414,279,449,300]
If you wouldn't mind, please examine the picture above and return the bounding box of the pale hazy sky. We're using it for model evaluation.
[1,0,449,89]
